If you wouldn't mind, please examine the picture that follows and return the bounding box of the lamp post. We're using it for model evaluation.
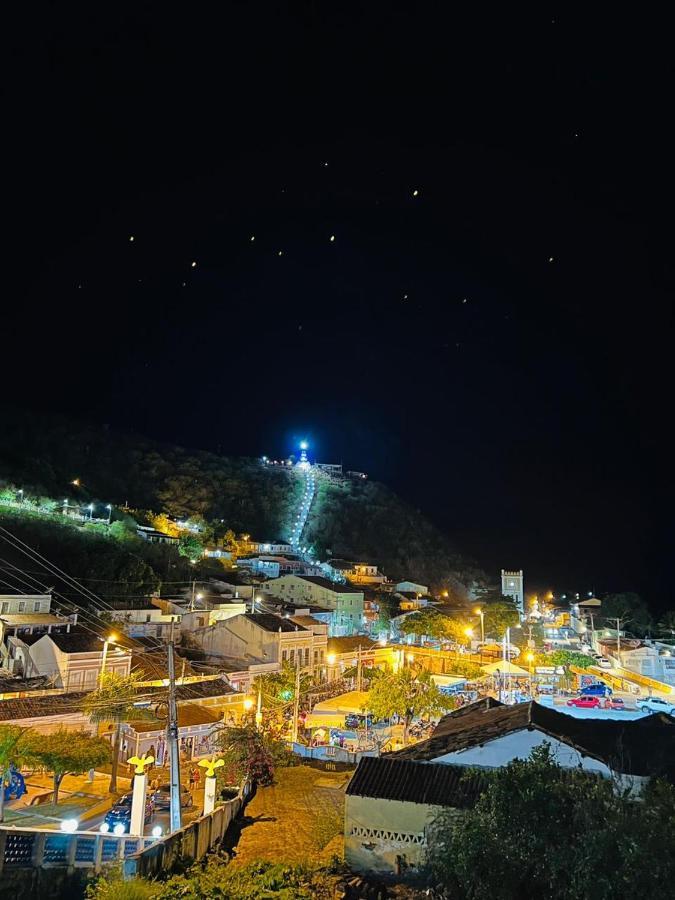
[99,633,118,687]
[106,503,112,525]
[88,502,94,521]
[474,608,485,643]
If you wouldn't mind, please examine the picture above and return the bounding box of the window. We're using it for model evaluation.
[1,602,9,614]
[314,650,318,662]
[282,650,288,662]
[289,649,295,662]
[18,601,26,613]
[33,601,42,612]
[146,614,151,623]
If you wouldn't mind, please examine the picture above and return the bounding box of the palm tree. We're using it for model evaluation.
[82,671,153,793]
[0,724,31,823]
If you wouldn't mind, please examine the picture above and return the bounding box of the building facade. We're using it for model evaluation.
[263,575,364,635]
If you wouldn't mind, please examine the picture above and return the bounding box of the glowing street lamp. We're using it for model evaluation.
[474,608,485,643]
[326,653,336,666]
[99,633,119,687]
[243,697,254,712]
[106,503,112,525]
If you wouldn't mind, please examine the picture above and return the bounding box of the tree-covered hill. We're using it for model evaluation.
[0,409,485,593]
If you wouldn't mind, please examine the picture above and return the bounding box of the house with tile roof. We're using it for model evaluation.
[190,612,326,676]
[345,756,485,877]
[387,699,675,792]
[24,629,132,691]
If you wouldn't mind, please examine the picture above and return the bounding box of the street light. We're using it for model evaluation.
[88,503,94,521]
[326,653,336,666]
[474,608,485,643]
[99,633,119,687]
[243,697,254,712]
[106,503,112,525]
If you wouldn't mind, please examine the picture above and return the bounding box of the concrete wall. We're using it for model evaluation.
[345,794,454,876]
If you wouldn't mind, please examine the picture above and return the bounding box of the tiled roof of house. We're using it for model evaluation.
[388,701,675,778]
[0,691,91,721]
[0,677,236,721]
[48,631,108,653]
[175,678,237,700]
[346,757,486,807]
[245,613,308,633]
[127,703,221,733]
[326,636,379,654]
[296,576,363,594]
[289,615,326,630]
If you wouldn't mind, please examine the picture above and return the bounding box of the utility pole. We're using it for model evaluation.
[291,653,301,744]
[616,618,621,656]
[190,580,196,612]
[356,645,362,693]
[167,626,182,834]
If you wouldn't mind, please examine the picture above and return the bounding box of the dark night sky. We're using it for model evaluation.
[4,7,673,605]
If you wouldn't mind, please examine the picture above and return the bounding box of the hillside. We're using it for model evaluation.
[0,409,484,593]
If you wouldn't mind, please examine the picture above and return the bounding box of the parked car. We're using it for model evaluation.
[100,792,154,834]
[151,784,193,810]
[579,683,612,697]
[637,696,675,716]
[597,657,613,669]
[603,697,626,710]
[567,695,601,709]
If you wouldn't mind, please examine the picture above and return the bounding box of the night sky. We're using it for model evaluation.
[4,8,673,605]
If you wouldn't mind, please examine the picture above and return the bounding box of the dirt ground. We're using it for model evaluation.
[227,765,351,867]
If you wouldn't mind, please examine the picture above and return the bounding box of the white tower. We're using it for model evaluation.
[501,569,524,615]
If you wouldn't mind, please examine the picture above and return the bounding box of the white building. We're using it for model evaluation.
[108,603,181,639]
[501,569,524,614]
[25,630,132,691]
[191,612,326,675]
[389,699,674,794]
[395,581,429,596]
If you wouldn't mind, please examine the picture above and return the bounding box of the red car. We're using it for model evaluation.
[603,697,626,710]
[567,696,601,709]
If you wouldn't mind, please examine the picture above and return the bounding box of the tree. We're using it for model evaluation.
[25,728,110,805]
[427,744,675,900]
[215,724,277,786]
[481,596,520,638]
[149,513,180,538]
[178,533,205,561]
[0,724,32,823]
[399,609,453,642]
[602,591,652,633]
[657,611,675,635]
[373,592,401,633]
[367,668,454,743]
[82,672,153,793]
[546,649,594,670]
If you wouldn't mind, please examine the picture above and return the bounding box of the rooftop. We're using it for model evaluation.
[0,677,236,721]
[127,703,221,733]
[289,615,327,631]
[0,614,65,625]
[327,636,379,654]
[346,757,485,808]
[295,576,363,594]
[245,613,308,633]
[388,700,675,778]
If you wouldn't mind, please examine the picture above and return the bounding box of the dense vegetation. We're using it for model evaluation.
[306,472,483,590]
[0,408,483,592]
[428,744,675,899]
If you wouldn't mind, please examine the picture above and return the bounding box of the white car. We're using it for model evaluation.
[637,696,675,716]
